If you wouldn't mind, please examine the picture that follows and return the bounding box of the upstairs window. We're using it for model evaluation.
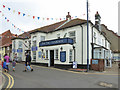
[18,41,22,48]
[57,34,60,39]
[69,31,76,43]
[41,36,45,42]
[32,36,37,46]
[93,32,96,43]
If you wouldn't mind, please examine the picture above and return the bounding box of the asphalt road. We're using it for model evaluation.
[2,63,119,88]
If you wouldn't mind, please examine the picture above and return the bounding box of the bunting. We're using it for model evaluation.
[0,12,25,33]
[2,4,82,21]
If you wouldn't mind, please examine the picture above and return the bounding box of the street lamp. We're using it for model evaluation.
[87,0,89,72]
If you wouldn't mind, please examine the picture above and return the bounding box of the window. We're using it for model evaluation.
[33,52,36,60]
[69,49,73,62]
[69,31,76,43]
[55,49,58,59]
[57,34,60,39]
[102,39,104,46]
[7,47,9,50]
[46,50,48,59]
[19,41,22,48]
[94,49,103,59]
[13,41,16,49]
[105,40,107,47]
[32,36,37,46]
[41,36,45,42]
[93,32,96,43]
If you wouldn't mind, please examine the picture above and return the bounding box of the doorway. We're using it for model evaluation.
[50,50,54,66]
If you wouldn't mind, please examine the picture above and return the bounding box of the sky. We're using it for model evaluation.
[0,0,119,35]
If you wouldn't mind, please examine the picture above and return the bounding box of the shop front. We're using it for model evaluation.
[38,38,74,67]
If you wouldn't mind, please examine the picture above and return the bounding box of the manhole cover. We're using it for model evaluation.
[99,82,113,88]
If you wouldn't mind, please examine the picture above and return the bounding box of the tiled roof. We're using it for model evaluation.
[30,18,87,33]
[0,30,17,47]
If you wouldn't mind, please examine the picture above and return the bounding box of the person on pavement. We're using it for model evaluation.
[4,54,10,71]
[23,52,33,72]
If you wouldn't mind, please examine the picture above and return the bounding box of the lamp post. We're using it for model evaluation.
[87,0,89,72]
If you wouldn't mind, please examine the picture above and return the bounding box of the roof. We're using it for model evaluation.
[0,30,17,47]
[30,18,87,34]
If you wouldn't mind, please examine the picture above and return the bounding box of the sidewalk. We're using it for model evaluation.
[69,63,119,75]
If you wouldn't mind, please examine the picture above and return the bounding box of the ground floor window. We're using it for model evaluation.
[18,53,22,61]
[33,51,36,60]
[69,49,73,62]
[46,50,48,59]
[54,49,58,59]
[94,49,103,59]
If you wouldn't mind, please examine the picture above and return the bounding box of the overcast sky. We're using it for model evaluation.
[0,0,119,35]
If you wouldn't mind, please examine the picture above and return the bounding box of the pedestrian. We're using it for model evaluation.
[3,59,8,72]
[23,52,33,72]
[12,59,16,72]
[4,54,10,71]
[14,53,18,62]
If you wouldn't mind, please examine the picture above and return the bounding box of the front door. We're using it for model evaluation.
[50,50,54,66]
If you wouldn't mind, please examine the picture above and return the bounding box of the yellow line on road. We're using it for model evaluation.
[3,72,14,89]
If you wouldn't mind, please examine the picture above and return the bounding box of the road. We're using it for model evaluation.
[2,63,119,88]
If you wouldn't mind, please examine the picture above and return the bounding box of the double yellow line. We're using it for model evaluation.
[3,72,14,89]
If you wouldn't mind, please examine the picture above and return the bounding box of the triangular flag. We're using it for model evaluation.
[2,14,4,16]
[51,18,53,20]
[13,10,15,13]
[37,17,40,20]
[47,18,49,20]
[23,13,25,16]
[43,18,44,20]
[0,11,1,13]
[60,18,61,20]
[18,12,20,15]
[8,8,11,11]
[28,15,30,17]
[3,5,5,8]
[12,24,14,26]
[5,17,7,19]
[7,20,9,22]
[33,16,35,19]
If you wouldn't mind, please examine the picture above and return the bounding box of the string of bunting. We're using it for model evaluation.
[0,11,25,33]
[2,4,82,21]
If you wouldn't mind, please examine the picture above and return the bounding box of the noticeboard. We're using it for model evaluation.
[92,60,98,64]
[60,51,66,62]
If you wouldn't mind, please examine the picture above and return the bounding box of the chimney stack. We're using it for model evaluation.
[66,12,71,20]
[95,11,101,31]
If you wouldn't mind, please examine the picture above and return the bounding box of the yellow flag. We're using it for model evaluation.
[13,10,15,13]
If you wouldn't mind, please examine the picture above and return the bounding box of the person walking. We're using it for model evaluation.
[23,52,33,72]
[4,54,10,71]
[12,59,16,72]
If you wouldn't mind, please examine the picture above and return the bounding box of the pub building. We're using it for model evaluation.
[12,12,112,69]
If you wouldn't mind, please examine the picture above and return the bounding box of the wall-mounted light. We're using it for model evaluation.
[73,45,75,49]
[60,47,63,51]
[42,49,43,52]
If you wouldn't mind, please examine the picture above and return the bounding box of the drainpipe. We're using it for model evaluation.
[80,25,83,64]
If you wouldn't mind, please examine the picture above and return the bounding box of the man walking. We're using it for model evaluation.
[23,52,33,72]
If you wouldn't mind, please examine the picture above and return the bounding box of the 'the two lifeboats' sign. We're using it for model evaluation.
[39,38,73,47]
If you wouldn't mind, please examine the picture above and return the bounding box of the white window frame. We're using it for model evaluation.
[69,31,76,43]
[18,41,22,48]
[33,51,36,60]
[69,49,73,62]
[54,49,59,59]
[57,34,60,39]
[41,36,45,42]
[46,50,48,59]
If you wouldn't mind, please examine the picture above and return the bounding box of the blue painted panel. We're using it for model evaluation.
[60,51,66,62]
[17,49,23,53]
[31,46,38,51]
[12,49,16,53]
[39,38,73,47]
[92,60,98,64]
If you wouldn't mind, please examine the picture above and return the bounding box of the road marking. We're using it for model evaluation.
[31,65,120,76]
[3,72,14,89]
